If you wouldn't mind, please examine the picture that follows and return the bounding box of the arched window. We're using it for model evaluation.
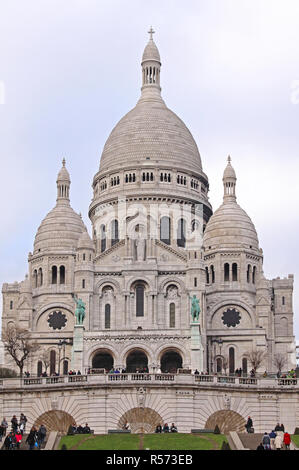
[247,265,252,283]
[37,361,43,377]
[252,266,256,284]
[105,304,111,329]
[211,265,215,283]
[100,224,106,252]
[282,296,285,306]
[216,357,222,374]
[177,218,186,248]
[63,360,69,375]
[169,303,175,328]
[224,263,230,282]
[136,284,145,317]
[51,266,57,284]
[111,219,119,246]
[50,350,56,375]
[242,358,247,375]
[10,300,13,310]
[33,270,38,288]
[38,268,43,287]
[229,347,235,374]
[82,279,86,289]
[60,266,65,284]
[160,216,171,245]
[205,267,210,284]
[232,263,238,281]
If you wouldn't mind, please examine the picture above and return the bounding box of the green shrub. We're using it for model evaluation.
[221,441,230,450]
[214,425,221,434]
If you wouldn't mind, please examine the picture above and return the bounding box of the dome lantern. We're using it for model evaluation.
[56,158,71,205]
[223,155,237,203]
[141,27,162,94]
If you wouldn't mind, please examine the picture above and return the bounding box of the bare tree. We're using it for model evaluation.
[273,353,287,373]
[2,324,40,377]
[40,349,51,374]
[244,349,267,374]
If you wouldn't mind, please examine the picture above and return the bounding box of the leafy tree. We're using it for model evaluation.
[2,324,40,377]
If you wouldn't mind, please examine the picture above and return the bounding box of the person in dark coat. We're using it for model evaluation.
[256,442,265,450]
[245,416,253,433]
[163,423,170,433]
[11,415,18,433]
[4,432,14,450]
[262,432,271,450]
[37,424,47,449]
[155,424,162,433]
[26,426,37,450]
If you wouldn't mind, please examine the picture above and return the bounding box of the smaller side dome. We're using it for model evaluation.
[33,161,86,254]
[203,157,259,251]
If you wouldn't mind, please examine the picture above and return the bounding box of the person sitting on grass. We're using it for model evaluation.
[155,424,162,433]
[76,424,84,434]
[83,423,91,434]
[163,423,169,433]
[170,423,178,433]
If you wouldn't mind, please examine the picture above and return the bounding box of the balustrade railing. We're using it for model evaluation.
[195,375,213,383]
[7,373,299,389]
[239,377,258,385]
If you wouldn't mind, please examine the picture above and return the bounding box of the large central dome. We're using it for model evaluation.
[99,33,203,175]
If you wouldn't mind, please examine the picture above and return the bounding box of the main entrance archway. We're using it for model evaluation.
[118,408,163,433]
[92,350,114,371]
[34,410,75,432]
[126,350,148,372]
[205,410,246,434]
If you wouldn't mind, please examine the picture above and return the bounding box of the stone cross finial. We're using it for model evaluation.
[148,26,155,40]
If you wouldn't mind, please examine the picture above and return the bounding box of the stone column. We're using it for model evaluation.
[190,321,204,372]
[71,325,84,372]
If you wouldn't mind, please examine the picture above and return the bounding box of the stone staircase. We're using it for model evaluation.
[237,433,265,450]
[1,432,49,450]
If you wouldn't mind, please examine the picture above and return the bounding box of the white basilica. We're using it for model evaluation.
[1,31,296,378]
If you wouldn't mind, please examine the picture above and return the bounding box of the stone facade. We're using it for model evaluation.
[0,376,298,434]
[1,32,296,388]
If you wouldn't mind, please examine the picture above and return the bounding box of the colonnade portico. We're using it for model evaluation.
[87,343,186,373]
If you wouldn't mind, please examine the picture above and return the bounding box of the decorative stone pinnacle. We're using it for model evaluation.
[62,158,66,167]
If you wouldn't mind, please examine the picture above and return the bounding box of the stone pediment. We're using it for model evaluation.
[17,296,32,310]
[94,239,125,266]
[256,296,271,307]
[155,240,187,263]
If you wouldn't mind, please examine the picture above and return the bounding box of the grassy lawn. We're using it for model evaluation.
[58,433,228,450]
[143,433,227,450]
[291,435,299,448]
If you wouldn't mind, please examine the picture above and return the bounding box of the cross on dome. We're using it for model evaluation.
[148,26,155,40]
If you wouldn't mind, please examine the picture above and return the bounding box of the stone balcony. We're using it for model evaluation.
[0,373,297,390]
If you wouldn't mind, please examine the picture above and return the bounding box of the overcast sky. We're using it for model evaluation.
[0,0,298,339]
